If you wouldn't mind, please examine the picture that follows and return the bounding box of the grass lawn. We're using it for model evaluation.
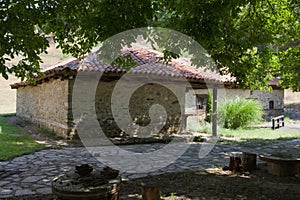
[219,127,300,141]
[0,116,45,161]
[192,121,300,143]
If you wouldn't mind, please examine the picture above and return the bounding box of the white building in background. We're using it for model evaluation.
[185,79,284,131]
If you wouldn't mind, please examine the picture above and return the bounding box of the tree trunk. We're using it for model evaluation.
[141,184,160,200]
[242,152,257,171]
[229,156,242,172]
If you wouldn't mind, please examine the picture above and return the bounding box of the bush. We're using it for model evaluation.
[218,97,263,129]
[204,91,212,123]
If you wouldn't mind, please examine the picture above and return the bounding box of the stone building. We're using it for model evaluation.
[11,48,229,139]
[11,48,284,138]
[185,78,284,126]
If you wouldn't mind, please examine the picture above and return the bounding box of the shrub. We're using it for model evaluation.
[218,97,263,129]
[204,91,212,123]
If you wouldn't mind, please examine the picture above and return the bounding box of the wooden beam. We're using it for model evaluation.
[212,88,218,137]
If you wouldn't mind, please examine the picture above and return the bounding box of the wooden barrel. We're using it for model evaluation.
[259,154,300,176]
[52,176,121,200]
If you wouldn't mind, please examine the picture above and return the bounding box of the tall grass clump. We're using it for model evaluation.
[218,97,263,129]
[204,91,212,123]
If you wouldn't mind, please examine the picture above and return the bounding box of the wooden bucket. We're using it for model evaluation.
[52,176,121,200]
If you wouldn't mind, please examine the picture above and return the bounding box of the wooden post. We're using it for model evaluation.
[229,156,241,172]
[242,152,257,171]
[212,88,218,137]
[272,118,275,129]
[141,183,160,200]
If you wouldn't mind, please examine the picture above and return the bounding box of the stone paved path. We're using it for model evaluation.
[0,139,299,199]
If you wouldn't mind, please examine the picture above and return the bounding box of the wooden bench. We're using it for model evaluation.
[259,154,300,176]
[271,115,284,130]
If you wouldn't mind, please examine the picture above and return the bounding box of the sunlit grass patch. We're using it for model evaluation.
[219,127,300,141]
[0,116,45,161]
[0,116,21,134]
[0,134,45,161]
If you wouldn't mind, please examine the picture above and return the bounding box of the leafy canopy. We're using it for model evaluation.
[1,0,299,91]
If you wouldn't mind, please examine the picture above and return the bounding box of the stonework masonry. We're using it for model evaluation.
[16,76,185,139]
[15,76,284,138]
[218,88,284,110]
[219,88,284,120]
[185,88,285,127]
[95,81,183,138]
[16,78,70,138]
[69,77,185,139]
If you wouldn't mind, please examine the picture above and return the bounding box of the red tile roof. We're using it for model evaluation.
[11,48,233,88]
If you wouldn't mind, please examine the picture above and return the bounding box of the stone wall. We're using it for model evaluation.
[16,76,285,139]
[219,88,284,120]
[94,80,184,139]
[68,73,186,140]
[16,74,186,140]
[186,88,284,124]
[16,78,70,137]
[185,89,208,131]
[218,88,284,110]
[185,89,209,113]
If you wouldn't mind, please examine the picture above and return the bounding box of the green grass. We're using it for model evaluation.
[219,127,300,141]
[218,98,263,129]
[0,116,21,134]
[0,116,45,161]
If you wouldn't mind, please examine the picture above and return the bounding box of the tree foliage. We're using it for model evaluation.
[1,0,299,91]
[160,0,300,91]
[205,91,212,123]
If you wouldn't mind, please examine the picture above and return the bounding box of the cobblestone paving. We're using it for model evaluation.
[0,139,299,198]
